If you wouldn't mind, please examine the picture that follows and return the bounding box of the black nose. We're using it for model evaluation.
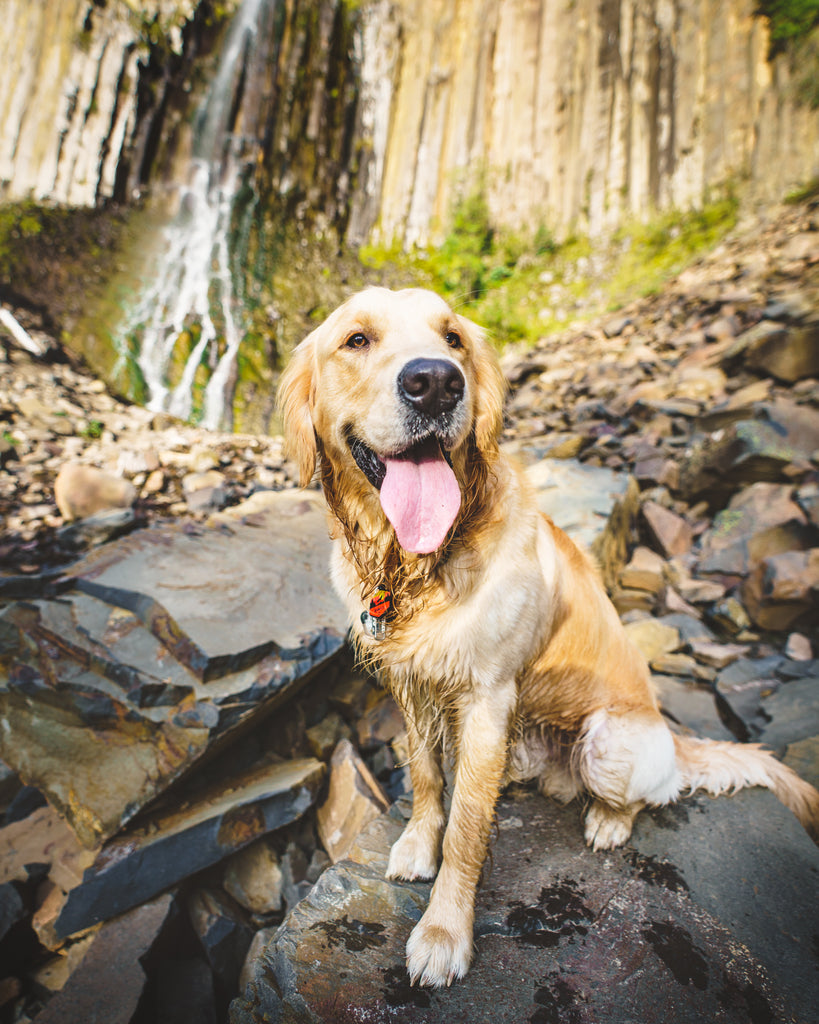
[398,358,465,416]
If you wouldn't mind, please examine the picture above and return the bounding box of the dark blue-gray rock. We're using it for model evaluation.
[678,400,819,502]
[0,490,346,847]
[653,676,736,741]
[0,880,25,942]
[188,888,255,997]
[231,785,819,1024]
[55,757,325,939]
[756,674,819,756]
[32,893,174,1024]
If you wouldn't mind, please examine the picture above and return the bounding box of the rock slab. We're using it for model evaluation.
[232,788,819,1023]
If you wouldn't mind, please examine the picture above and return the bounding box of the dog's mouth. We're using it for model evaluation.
[347,433,461,554]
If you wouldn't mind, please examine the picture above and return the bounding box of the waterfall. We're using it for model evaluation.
[117,0,271,431]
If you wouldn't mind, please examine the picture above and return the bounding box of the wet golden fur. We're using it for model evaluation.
[279,286,819,988]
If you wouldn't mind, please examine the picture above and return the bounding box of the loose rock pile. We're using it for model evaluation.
[0,198,818,1022]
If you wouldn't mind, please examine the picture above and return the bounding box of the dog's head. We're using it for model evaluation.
[278,287,506,555]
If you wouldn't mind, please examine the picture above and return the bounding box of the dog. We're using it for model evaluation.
[278,286,819,988]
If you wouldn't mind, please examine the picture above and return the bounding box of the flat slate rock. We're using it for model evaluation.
[523,459,631,553]
[0,490,346,847]
[232,787,819,1024]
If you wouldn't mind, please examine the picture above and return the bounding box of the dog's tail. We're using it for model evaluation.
[673,734,819,841]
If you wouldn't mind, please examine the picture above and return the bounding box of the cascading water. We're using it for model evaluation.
[117,0,271,431]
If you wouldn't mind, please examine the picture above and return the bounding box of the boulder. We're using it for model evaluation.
[32,894,174,1024]
[742,548,819,630]
[54,757,325,939]
[642,501,693,558]
[223,840,284,916]
[0,489,346,847]
[232,788,819,1023]
[697,482,812,577]
[316,740,390,863]
[677,401,819,501]
[745,321,819,383]
[54,463,137,521]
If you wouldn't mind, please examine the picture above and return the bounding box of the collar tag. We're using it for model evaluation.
[360,586,393,639]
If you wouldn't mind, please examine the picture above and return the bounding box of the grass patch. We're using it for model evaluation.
[359,190,739,349]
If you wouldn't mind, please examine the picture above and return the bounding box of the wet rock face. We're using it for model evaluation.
[0,489,345,848]
[232,790,819,1023]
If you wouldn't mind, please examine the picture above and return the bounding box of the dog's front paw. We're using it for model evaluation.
[584,800,636,850]
[386,824,440,881]
[405,914,473,988]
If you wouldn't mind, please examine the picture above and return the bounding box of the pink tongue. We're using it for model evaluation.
[380,440,461,554]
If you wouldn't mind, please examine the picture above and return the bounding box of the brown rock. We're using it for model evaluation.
[698,482,811,576]
[223,839,284,915]
[642,501,693,558]
[742,549,819,631]
[619,546,666,593]
[33,895,174,1024]
[306,711,353,761]
[785,632,813,661]
[623,618,681,663]
[54,463,137,521]
[746,321,819,383]
[356,693,405,750]
[317,740,390,863]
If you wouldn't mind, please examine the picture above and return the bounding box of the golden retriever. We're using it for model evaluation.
[279,286,819,988]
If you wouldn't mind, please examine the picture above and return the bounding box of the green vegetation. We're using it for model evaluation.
[360,188,739,349]
[756,2,819,108]
[79,419,104,440]
[756,0,819,48]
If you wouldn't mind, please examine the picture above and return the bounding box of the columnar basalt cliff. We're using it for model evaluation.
[355,0,819,244]
[2,0,817,243]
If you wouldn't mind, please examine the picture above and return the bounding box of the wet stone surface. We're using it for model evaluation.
[232,788,819,1023]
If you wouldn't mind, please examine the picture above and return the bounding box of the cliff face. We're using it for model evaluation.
[0,0,233,206]
[353,0,819,244]
[1,0,817,241]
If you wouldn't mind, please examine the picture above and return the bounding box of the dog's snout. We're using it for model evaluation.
[398,358,465,416]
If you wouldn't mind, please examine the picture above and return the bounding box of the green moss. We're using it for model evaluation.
[756,0,819,49]
[358,189,738,350]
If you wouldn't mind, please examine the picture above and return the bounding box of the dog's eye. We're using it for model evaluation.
[345,332,370,350]
[445,331,463,349]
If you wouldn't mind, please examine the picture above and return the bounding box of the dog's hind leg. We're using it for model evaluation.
[387,714,446,882]
[577,708,681,851]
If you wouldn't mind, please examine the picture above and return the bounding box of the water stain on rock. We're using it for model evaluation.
[625,850,689,892]
[381,964,432,1008]
[310,915,387,953]
[642,919,709,990]
[530,974,585,1024]
[717,977,774,1024]
[506,878,592,948]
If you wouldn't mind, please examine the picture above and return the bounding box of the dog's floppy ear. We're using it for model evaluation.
[277,332,318,486]
[459,315,507,453]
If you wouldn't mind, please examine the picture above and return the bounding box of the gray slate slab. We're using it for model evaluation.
[232,788,819,1024]
[0,490,347,847]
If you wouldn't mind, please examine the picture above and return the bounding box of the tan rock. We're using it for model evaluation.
[223,839,284,915]
[746,321,819,383]
[742,549,819,631]
[785,632,813,661]
[306,711,352,761]
[688,639,746,670]
[54,462,137,521]
[317,740,390,864]
[623,618,681,663]
[642,501,693,558]
[619,546,666,593]
[356,693,406,750]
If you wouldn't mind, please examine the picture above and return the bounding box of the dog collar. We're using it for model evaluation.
[361,586,393,640]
